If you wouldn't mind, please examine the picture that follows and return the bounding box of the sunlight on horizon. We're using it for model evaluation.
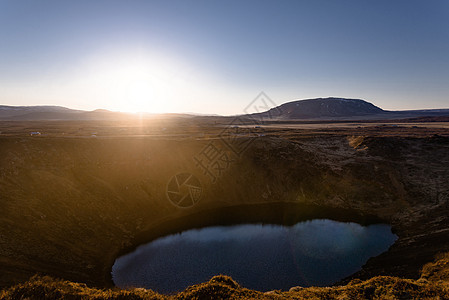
[78,51,194,113]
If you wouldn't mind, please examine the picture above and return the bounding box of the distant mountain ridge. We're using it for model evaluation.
[261,98,384,119]
[0,105,128,121]
[0,105,197,121]
[1,98,449,121]
[0,105,80,119]
[252,97,449,120]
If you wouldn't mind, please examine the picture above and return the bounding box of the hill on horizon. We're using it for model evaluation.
[259,97,384,119]
[251,97,449,121]
[0,105,143,121]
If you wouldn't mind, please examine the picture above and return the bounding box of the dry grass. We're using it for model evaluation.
[2,254,449,300]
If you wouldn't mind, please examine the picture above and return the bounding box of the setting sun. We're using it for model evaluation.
[80,53,189,113]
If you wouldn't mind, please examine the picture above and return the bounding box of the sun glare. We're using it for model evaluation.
[82,52,191,113]
[112,65,171,113]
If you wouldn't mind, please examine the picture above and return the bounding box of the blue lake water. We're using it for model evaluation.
[112,219,397,293]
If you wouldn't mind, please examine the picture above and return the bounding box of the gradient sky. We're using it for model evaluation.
[0,0,448,114]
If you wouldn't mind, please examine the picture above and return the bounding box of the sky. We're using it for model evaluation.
[0,0,448,115]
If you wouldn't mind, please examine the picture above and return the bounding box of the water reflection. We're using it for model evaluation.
[112,219,397,293]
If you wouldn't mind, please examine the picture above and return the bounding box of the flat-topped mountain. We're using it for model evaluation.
[252,97,449,120]
[261,97,384,119]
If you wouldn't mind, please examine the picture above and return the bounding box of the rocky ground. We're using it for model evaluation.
[0,119,449,297]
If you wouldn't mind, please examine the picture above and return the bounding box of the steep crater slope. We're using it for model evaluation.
[0,133,448,289]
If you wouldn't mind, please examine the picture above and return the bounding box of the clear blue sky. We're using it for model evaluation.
[0,0,448,114]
